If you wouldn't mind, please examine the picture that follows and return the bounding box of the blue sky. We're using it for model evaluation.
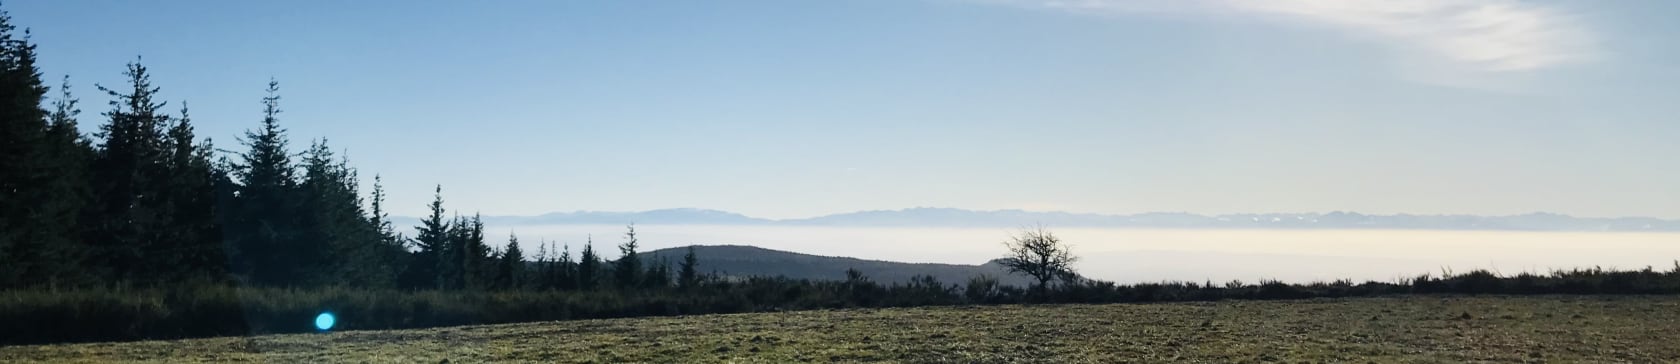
[9,0,1680,219]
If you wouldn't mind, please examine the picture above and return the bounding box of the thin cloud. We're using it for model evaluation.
[973,0,1599,73]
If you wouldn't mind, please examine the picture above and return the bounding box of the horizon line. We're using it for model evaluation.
[389,207,1680,223]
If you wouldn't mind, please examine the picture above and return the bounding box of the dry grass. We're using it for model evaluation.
[6,295,1680,363]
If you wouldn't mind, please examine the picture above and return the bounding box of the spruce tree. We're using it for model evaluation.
[678,245,699,290]
[402,185,448,290]
[437,214,495,290]
[644,257,670,288]
[229,80,299,286]
[156,102,227,283]
[298,139,377,286]
[462,214,489,289]
[613,224,641,289]
[34,76,94,287]
[368,175,390,239]
[295,141,334,285]
[364,175,405,287]
[88,60,174,284]
[438,215,468,289]
[577,236,599,290]
[209,150,241,283]
[497,233,524,289]
[0,12,59,287]
[555,242,576,291]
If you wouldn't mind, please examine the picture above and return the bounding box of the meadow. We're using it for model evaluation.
[6,295,1677,363]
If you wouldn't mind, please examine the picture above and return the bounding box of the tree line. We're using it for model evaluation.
[0,7,693,292]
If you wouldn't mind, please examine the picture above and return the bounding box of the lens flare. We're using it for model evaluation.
[314,312,336,331]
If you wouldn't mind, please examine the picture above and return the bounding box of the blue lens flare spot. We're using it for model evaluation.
[314,312,336,331]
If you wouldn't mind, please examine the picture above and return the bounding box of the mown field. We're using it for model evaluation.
[4,295,1679,363]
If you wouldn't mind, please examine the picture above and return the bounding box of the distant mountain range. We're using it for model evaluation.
[640,245,1033,287]
[393,208,1680,232]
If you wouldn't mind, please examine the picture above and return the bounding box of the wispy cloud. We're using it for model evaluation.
[973,0,1599,74]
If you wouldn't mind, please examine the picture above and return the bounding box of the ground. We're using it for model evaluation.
[5,295,1679,363]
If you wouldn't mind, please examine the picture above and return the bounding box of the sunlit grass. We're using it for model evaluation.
[6,295,1679,363]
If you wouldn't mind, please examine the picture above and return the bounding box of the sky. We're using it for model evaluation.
[8,0,1680,219]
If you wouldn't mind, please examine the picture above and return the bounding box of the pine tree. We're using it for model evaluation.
[530,241,550,289]
[34,76,95,287]
[88,60,174,284]
[463,214,489,289]
[156,102,228,283]
[209,150,241,283]
[295,141,334,285]
[644,257,670,289]
[364,175,406,287]
[613,224,641,289]
[229,79,299,286]
[678,245,699,290]
[0,12,59,287]
[578,236,599,290]
[437,214,488,290]
[298,139,379,286]
[496,233,524,289]
[555,242,576,291]
[368,176,390,238]
[402,186,448,290]
[437,214,462,289]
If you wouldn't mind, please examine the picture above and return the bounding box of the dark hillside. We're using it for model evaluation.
[641,245,1033,286]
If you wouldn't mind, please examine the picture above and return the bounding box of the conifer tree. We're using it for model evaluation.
[555,242,577,291]
[678,246,699,290]
[436,214,480,289]
[156,102,227,282]
[229,79,299,286]
[463,214,489,289]
[299,139,380,286]
[530,241,550,289]
[442,217,463,289]
[368,176,390,238]
[34,76,94,287]
[614,224,641,289]
[437,214,490,290]
[439,215,460,289]
[402,186,448,289]
[496,233,524,289]
[644,257,670,288]
[364,175,406,287]
[88,60,174,284]
[578,236,599,290]
[0,13,61,287]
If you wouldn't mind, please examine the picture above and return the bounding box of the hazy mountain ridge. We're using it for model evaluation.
[395,208,1680,231]
[640,245,1033,287]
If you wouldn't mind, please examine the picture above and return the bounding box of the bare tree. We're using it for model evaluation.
[1001,227,1078,290]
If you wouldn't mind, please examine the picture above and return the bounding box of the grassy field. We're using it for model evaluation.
[4,295,1679,363]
